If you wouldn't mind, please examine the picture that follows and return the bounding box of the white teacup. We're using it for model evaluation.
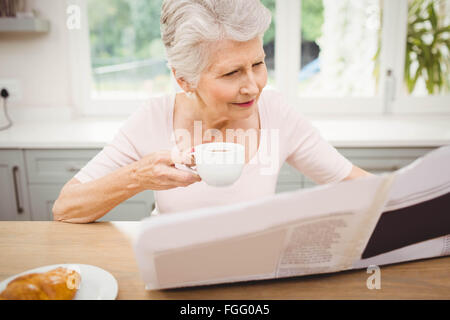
[183,142,245,187]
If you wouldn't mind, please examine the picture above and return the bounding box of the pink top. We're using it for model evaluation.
[74,89,352,214]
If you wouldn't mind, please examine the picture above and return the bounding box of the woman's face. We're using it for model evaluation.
[194,36,268,121]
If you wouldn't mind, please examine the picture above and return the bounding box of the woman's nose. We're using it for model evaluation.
[240,73,259,96]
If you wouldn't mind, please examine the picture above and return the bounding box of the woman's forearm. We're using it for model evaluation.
[52,162,144,223]
[343,165,374,181]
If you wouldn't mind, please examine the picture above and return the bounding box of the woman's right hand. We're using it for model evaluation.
[131,150,201,190]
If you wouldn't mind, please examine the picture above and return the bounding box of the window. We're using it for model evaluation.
[297,0,381,98]
[87,0,171,100]
[260,0,276,86]
[86,0,276,100]
[70,0,449,116]
[405,0,449,97]
[74,0,275,115]
[275,0,449,114]
[389,0,450,113]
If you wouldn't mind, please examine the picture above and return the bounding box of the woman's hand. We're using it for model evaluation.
[343,165,374,181]
[131,150,201,190]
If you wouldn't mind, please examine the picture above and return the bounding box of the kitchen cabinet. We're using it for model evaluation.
[24,149,155,221]
[0,149,154,221]
[0,146,436,221]
[276,147,435,192]
[275,163,303,193]
[0,150,32,220]
[0,17,50,33]
[28,184,154,221]
[25,149,99,184]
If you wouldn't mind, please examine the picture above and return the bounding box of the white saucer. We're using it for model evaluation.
[0,264,118,300]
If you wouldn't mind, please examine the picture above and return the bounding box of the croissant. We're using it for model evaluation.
[0,267,81,300]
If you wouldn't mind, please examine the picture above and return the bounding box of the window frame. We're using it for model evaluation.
[69,0,449,117]
[68,0,172,117]
[277,0,450,115]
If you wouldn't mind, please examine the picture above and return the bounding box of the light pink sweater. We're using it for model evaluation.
[74,89,352,214]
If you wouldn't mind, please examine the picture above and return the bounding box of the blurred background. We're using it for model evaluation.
[86,0,449,101]
[1,0,449,112]
[0,0,449,221]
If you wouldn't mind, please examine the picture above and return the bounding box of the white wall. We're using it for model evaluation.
[0,0,72,109]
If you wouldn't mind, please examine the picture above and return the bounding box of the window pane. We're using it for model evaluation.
[298,0,381,97]
[87,0,172,99]
[405,0,450,96]
[261,0,276,86]
[87,0,277,99]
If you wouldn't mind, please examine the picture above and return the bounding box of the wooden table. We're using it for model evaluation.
[0,222,449,300]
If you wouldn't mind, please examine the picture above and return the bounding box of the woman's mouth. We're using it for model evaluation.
[232,99,255,108]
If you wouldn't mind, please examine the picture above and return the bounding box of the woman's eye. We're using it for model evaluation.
[223,62,263,77]
[224,70,237,77]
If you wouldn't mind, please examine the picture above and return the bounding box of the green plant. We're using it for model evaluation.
[405,0,450,94]
[373,0,450,95]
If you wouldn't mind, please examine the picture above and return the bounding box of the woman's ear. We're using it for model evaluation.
[172,68,193,94]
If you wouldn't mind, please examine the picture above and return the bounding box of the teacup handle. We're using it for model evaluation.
[174,151,197,174]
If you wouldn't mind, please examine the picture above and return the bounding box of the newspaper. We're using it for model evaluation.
[133,145,450,290]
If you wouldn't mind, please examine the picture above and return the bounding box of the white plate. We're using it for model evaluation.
[0,264,118,300]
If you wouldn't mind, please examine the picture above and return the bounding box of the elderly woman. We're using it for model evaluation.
[53,0,371,223]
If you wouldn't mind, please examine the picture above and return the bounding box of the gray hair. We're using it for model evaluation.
[160,0,271,88]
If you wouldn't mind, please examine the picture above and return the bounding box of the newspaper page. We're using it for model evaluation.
[353,145,450,268]
[134,146,450,290]
[134,174,391,289]
[275,174,394,279]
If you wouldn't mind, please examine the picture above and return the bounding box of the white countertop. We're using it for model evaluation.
[0,112,449,149]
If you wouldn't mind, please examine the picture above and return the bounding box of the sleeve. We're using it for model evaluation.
[73,106,146,184]
[275,93,353,185]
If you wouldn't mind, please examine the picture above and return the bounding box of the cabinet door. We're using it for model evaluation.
[29,184,155,221]
[0,150,32,220]
[275,163,304,193]
[338,148,434,174]
[277,148,434,191]
[25,149,100,184]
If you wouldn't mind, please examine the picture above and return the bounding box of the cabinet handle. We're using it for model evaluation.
[12,166,24,214]
[66,165,83,172]
[362,165,400,172]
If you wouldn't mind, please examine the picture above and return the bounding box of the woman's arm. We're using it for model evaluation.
[52,151,200,223]
[342,165,374,181]
[52,163,144,224]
